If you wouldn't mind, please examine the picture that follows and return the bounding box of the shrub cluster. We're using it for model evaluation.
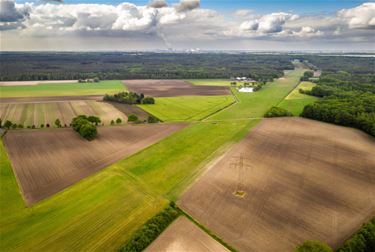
[71,115,101,140]
[120,203,180,252]
[337,217,375,252]
[264,106,293,118]
[294,240,332,252]
[103,92,155,105]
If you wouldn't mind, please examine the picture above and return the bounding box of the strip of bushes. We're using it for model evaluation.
[120,203,180,252]
[103,92,155,105]
[337,217,375,252]
[264,106,293,118]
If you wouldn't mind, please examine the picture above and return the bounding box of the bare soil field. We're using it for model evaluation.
[105,101,151,122]
[0,100,126,126]
[0,95,102,104]
[145,217,229,252]
[123,80,230,97]
[0,80,77,86]
[178,118,375,251]
[3,123,185,205]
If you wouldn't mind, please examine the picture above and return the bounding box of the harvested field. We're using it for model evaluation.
[179,118,375,251]
[123,79,230,97]
[0,100,126,126]
[105,101,151,122]
[145,217,229,252]
[3,123,185,205]
[0,80,77,86]
[0,95,103,103]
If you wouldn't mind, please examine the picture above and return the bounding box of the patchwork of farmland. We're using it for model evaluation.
[138,95,235,122]
[3,124,185,204]
[145,217,229,252]
[123,79,230,97]
[0,100,126,126]
[179,118,375,251]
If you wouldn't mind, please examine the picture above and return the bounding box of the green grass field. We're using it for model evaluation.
[138,96,235,122]
[0,81,125,98]
[208,69,304,120]
[0,68,304,251]
[187,79,232,86]
[278,81,319,116]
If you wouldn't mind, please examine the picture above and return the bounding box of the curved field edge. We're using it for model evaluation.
[0,119,258,251]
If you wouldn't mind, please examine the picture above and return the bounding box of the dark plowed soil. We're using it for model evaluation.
[179,118,375,251]
[123,80,230,97]
[4,124,185,205]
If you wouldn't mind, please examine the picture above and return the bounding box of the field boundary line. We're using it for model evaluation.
[177,207,237,252]
[202,88,239,122]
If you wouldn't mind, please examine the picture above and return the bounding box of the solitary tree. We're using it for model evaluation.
[110,120,115,125]
[4,120,12,129]
[116,118,122,124]
[11,123,17,129]
[128,114,138,122]
[55,118,61,128]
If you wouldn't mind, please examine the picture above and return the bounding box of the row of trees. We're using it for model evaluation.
[103,92,155,105]
[0,118,68,130]
[71,115,101,140]
[300,72,375,137]
[337,217,375,252]
[264,106,293,117]
[120,203,180,252]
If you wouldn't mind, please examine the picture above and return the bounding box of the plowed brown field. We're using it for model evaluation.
[123,80,230,97]
[4,124,185,205]
[178,118,375,251]
[145,217,229,252]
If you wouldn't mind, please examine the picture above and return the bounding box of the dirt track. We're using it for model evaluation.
[179,118,375,251]
[0,95,103,104]
[123,80,230,97]
[4,124,185,205]
[145,217,229,252]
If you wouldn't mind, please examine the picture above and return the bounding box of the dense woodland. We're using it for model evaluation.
[0,52,294,81]
[301,71,375,137]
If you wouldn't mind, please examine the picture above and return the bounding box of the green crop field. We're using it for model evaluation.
[138,95,235,122]
[278,81,319,115]
[0,81,125,98]
[208,69,304,120]
[0,68,304,251]
[187,79,232,86]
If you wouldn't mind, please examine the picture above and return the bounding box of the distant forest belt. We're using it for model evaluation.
[0,95,103,103]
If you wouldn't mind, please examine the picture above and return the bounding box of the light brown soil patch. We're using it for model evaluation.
[0,80,77,86]
[178,118,375,251]
[4,124,185,205]
[123,80,230,97]
[105,102,151,122]
[145,217,229,252]
[0,95,103,104]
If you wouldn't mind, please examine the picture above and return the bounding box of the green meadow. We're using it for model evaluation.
[278,81,319,116]
[187,79,232,86]
[138,95,235,122]
[208,69,304,120]
[0,80,125,98]
[0,68,303,251]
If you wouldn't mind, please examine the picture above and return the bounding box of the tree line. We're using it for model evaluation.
[103,92,155,105]
[301,72,375,137]
[120,202,180,252]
